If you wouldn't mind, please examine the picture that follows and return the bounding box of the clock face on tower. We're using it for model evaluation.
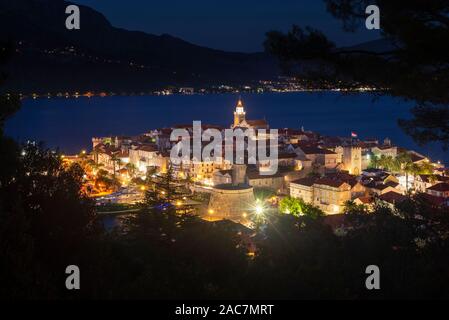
[236,99,245,115]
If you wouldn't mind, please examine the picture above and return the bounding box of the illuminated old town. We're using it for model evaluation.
[59,98,448,230]
[1,0,449,306]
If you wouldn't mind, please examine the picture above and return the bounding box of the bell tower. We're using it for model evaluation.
[233,98,246,127]
[343,146,362,175]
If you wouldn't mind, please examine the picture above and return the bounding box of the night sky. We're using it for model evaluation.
[71,0,380,52]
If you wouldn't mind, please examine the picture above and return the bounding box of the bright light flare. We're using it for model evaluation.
[255,205,264,215]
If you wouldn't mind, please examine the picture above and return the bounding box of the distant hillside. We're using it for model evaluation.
[0,0,279,93]
[340,39,397,53]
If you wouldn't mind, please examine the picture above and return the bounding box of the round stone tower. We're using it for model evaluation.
[207,164,255,223]
[207,184,255,223]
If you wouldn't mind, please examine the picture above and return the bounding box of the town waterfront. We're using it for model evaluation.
[5,92,447,164]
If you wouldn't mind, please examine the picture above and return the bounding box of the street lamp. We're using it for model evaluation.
[255,205,264,215]
[252,203,267,232]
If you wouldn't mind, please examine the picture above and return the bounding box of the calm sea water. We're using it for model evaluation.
[4,92,448,164]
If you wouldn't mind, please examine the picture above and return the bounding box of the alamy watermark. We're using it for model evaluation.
[366,5,380,30]
[65,5,80,30]
[170,121,279,176]
[365,265,380,290]
[66,4,380,31]
[65,265,80,290]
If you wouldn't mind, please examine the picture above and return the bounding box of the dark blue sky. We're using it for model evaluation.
[72,0,380,52]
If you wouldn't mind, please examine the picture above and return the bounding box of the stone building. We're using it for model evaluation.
[207,164,255,223]
[342,146,362,175]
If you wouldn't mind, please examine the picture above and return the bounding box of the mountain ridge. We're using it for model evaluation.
[0,0,278,93]
[0,0,391,93]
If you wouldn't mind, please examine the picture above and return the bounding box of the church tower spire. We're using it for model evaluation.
[233,98,246,127]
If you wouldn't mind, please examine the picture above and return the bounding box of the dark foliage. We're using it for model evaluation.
[0,142,98,298]
[265,0,449,148]
[1,14,449,299]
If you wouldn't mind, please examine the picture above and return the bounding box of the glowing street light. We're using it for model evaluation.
[255,205,264,215]
[252,202,267,232]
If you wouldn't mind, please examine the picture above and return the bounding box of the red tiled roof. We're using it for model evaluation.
[300,146,336,155]
[290,177,318,187]
[366,182,397,191]
[385,181,399,188]
[247,169,285,179]
[246,119,268,127]
[325,173,360,188]
[427,183,449,192]
[418,175,432,183]
[137,144,158,152]
[379,192,407,204]
[314,177,348,188]
[355,196,374,204]
[410,153,426,163]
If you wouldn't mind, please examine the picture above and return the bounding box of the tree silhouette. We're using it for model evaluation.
[265,0,449,148]
[0,41,102,298]
[110,153,122,177]
[125,162,137,177]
